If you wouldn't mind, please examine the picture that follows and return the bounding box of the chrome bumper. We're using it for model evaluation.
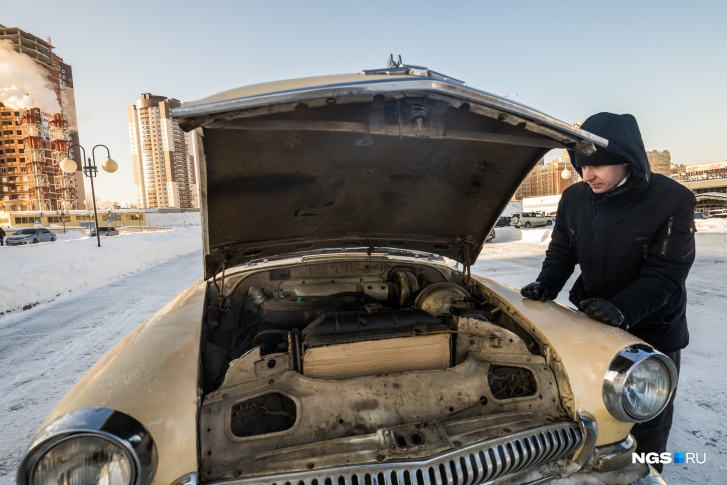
[205,421,584,484]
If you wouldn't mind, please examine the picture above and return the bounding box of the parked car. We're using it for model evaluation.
[694,211,709,219]
[5,228,56,245]
[707,209,727,218]
[18,60,675,485]
[510,211,554,228]
[90,226,119,237]
[494,215,512,227]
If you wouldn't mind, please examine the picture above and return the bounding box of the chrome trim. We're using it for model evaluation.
[211,422,584,485]
[173,77,607,151]
[571,412,598,472]
[172,472,199,485]
[603,344,678,423]
[590,434,637,473]
[360,54,466,84]
[16,408,157,485]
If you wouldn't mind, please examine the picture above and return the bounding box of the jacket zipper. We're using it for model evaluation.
[661,217,674,256]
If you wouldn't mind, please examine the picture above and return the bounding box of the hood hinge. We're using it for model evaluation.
[213,255,233,313]
[458,242,472,282]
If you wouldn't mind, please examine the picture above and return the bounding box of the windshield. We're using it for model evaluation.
[16,229,36,235]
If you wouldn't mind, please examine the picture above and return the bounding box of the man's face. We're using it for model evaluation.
[581,164,630,194]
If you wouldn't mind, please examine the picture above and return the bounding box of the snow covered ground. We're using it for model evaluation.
[0,210,203,316]
[1,218,725,484]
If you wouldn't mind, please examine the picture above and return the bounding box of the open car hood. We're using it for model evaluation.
[174,62,606,280]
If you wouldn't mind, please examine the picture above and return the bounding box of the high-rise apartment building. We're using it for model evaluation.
[513,150,580,200]
[647,150,671,176]
[0,24,85,211]
[128,94,197,209]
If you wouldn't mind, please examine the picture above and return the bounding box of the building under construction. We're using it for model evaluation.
[0,24,85,212]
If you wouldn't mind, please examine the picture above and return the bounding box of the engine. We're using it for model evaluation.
[202,261,484,387]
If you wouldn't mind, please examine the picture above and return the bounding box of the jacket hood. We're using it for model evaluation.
[568,112,651,187]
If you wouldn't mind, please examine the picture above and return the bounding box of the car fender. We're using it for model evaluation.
[36,281,206,483]
[472,275,641,446]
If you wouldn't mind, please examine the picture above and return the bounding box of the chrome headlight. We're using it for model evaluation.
[17,408,157,485]
[603,344,678,423]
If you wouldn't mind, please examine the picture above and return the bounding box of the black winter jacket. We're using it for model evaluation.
[536,119,696,353]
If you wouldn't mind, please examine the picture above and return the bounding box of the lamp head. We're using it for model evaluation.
[102,157,118,173]
[59,158,78,174]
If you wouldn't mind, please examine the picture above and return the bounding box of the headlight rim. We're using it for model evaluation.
[603,344,678,423]
[16,407,157,485]
[30,432,137,485]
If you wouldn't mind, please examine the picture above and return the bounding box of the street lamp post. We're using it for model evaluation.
[58,208,67,234]
[60,144,118,247]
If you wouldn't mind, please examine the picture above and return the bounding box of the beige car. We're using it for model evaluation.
[18,58,675,485]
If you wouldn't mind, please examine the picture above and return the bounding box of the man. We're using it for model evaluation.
[0,226,5,246]
[521,112,696,472]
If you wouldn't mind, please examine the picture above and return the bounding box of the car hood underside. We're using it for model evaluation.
[175,73,606,279]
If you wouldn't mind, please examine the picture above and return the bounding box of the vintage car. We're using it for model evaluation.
[17,58,676,485]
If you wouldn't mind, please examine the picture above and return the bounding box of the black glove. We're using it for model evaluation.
[579,298,626,328]
[521,282,557,301]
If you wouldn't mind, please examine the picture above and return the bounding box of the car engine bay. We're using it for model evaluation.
[199,254,572,480]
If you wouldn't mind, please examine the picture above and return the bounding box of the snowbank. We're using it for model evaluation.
[491,226,552,244]
[0,228,202,315]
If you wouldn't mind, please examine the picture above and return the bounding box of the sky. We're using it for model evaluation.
[1,218,726,483]
[2,1,727,205]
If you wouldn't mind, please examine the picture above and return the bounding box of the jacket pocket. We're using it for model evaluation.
[660,217,674,256]
[568,226,578,261]
[662,217,696,259]
[636,237,649,269]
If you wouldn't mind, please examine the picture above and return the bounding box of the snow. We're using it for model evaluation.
[1,217,725,484]
[0,211,202,316]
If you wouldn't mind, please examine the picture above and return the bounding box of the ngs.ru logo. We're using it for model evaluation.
[633,452,707,465]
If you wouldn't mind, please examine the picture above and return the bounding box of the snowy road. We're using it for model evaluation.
[1,227,725,484]
[0,251,202,484]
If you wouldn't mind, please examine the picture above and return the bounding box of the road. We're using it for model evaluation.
[0,251,202,484]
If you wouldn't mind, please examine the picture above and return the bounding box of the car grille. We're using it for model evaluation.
[228,421,584,485]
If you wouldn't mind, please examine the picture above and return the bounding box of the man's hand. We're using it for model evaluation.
[579,298,626,328]
[521,282,557,301]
